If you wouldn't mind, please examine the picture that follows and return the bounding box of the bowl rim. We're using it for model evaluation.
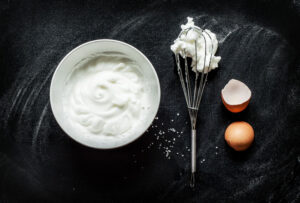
[50,39,161,149]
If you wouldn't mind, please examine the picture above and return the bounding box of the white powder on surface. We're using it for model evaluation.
[135,114,189,161]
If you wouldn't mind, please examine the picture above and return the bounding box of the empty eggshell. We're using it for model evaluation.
[221,79,252,113]
[225,121,254,151]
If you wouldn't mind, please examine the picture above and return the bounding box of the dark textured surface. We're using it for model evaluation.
[0,0,299,202]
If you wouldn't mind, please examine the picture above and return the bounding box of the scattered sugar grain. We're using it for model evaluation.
[168,128,176,132]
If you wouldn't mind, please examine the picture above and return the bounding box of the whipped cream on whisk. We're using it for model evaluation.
[171,17,221,73]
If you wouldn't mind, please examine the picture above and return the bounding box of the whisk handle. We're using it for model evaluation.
[191,129,196,173]
[190,129,197,188]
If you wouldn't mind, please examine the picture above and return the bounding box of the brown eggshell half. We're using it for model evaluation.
[225,121,254,151]
[221,79,252,113]
[221,95,250,113]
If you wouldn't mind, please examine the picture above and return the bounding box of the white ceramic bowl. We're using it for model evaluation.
[50,39,160,149]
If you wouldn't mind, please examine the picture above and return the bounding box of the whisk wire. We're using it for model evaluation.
[196,30,214,108]
[195,33,206,109]
[184,51,192,107]
[176,54,190,107]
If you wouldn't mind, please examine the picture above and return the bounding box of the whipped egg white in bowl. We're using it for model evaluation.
[50,40,160,149]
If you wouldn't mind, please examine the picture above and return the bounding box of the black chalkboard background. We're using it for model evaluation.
[0,0,299,202]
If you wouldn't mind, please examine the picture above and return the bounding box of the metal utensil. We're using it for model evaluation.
[174,26,214,188]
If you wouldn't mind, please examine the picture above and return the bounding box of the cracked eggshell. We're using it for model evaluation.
[221,79,252,113]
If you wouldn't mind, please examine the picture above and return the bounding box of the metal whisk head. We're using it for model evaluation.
[174,26,214,188]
